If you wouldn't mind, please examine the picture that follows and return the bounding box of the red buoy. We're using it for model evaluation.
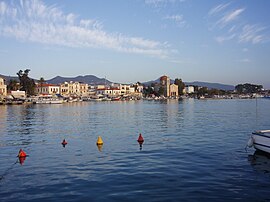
[62,139,67,146]
[18,149,27,158]
[137,133,144,143]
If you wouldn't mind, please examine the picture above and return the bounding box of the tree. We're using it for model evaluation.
[158,86,165,96]
[38,77,46,94]
[143,86,154,97]
[17,69,36,96]
[197,87,208,96]
[235,83,263,94]
[7,79,19,91]
[174,78,185,95]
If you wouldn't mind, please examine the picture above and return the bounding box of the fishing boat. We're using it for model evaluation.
[247,130,270,153]
[33,95,64,104]
[111,96,121,101]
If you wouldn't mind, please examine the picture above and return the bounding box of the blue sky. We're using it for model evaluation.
[0,0,269,88]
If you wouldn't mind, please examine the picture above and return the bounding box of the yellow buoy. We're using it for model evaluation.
[96,136,104,145]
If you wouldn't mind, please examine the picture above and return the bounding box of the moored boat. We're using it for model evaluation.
[33,95,64,104]
[247,130,270,153]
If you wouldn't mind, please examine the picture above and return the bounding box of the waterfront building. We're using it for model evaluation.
[169,84,179,97]
[80,83,88,96]
[185,86,195,94]
[120,84,131,95]
[36,84,60,95]
[159,75,178,97]
[96,87,121,97]
[0,77,7,97]
[11,90,26,99]
[160,75,170,97]
[60,82,69,96]
[60,81,89,97]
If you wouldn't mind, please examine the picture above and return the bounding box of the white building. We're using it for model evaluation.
[184,86,195,94]
[11,90,26,99]
[96,87,121,97]
[60,81,89,97]
[36,84,60,95]
[0,77,7,97]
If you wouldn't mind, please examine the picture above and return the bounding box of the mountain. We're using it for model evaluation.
[0,74,112,85]
[0,74,19,83]
[143,78,235,91]
[0,73,235,90]
[184,81,234,91]
[46,75,112,85]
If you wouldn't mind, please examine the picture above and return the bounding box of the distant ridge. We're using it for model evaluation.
[184,81,234,91]
[0,74,112,85]
[0,73,234,90]
[47,75,112,85]
[143,78,234,91]
[0,74,19,83]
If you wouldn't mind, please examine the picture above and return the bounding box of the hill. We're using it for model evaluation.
[1,73,235,90]
[0,74,112,85]
[46,75,112,85]
[0,74,19,83]
[184,81,234,91]
[143,78,234,91]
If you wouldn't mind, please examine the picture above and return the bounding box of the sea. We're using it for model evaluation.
[0,98,270,201]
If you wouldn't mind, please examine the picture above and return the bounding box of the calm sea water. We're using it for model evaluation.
[0,99,270,201]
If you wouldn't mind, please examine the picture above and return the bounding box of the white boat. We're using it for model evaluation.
[34,95,64,104]
[247,130,270,153]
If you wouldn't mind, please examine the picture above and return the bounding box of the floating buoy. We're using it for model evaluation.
[137,133,144,143]
[96,136,104,145]
[18,149,27,158]
[62,139,68,146]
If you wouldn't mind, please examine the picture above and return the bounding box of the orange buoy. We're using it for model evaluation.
[18,149,27,158]
[137,133,144,143]
[96,136,104,145]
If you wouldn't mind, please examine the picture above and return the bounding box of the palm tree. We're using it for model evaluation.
[38,77,46,95]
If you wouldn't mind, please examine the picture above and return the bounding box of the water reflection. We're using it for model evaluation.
[248,150,270,175]
[0,106,7,130]
[139,143,143,150]
[97,144,103,152]
[19,156,27,165]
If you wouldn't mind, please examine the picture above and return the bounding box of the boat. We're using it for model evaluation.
[33,95,64,104]
[111,96,121,101]
[247,130,270,153]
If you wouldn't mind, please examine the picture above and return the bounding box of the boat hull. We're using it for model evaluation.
[251,130,270,153]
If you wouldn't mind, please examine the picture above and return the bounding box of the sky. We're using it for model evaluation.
[0,0,269,88]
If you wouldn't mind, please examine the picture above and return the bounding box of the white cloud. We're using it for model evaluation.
[208,3,230,16]
[145,0,185,5]
[215,34,235,43]
[0,0,171,58]
[164,14,186,27]
[239,24,267,44]
[209,3,269,45]
[218,8,245,27]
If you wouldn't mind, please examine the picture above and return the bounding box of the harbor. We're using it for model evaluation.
[1,98,270,201]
